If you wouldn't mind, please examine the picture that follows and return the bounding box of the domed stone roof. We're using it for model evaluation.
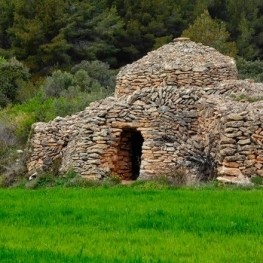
[115,38,238,97]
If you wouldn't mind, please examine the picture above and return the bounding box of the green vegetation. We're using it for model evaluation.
[0,0,262,71]
[182,10,237,57]
[236,58,263,82]
[230,93,263,103]
[0,0,262,179]
[0,56,29,107]
[0,3,262,261]
[0,60,115,144]
[0,60,116,177]
[0,187,262,262]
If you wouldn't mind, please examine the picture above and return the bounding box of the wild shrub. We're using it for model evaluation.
[43,70,74,98]
[25,169,73,189]
[71,60,116,91]
[40,61,116,117]
[0,148,27,188]
[0,57,30,107]
[0,118,16,150]
[73,69,92,92]
[236,57,263,82]
[185,144,217,182]
[43,61,116,99]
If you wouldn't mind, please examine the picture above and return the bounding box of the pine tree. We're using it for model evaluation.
[8,0,70,72]
[182,10,237,57]
[64,2,124,67]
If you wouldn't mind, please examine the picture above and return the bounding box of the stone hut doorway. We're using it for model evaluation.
[116,128,144,180]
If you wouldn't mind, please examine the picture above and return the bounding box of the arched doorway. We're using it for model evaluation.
[115,128,144,180]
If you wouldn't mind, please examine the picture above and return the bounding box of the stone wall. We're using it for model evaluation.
[115,38,238,97]
[27,79,263,181]
[219,103,263,179]
[26,39,263,183]
[27,86,212,179]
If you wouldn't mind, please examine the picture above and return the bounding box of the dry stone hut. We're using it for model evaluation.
[26,38,263,183]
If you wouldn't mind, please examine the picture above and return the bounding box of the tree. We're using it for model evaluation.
[210,0,263,60]
[0,0,14,51]
[64,2,124,67]
[8,0,70,72]
[182,10,237,57]
[107,0,186,65]
[0,57,29,107]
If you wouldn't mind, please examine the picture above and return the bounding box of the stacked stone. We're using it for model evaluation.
[26,38,263,182]
[27,122,69,172]
[219,108,263,178]
[27,78,263,181]
[115,38,237,97]
[27,86,212,179]
[26,97,114,174]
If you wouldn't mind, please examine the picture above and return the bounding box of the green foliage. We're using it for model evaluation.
[0,57,29,107]
[0,94,53,143]
[23,169,122,189]
[0,0,14,51]
[71,60,116,90]
[182,10,237,57]
[65,5,124,67]
[0,88,111,145]
[225,0,263,60]
[43,70,74,98]
[0,0,262,71]
[7,0,70,72]
[73,70,91,92]
[0,188,263,262]
[110,0,186,64]
[0,59,117,145]
[236,57,263,82]
[25,169,77,189]
[53,89,111,117]
[40,60,116,118]
[43,60,116,98]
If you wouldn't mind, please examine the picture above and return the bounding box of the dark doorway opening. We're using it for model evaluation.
[130,130,144,180]
[115,128,144,180]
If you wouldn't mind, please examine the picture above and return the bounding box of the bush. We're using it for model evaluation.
[24,169,122,189]
[43,60,117,99]
[25,169,78,189]
[71,60,116,91]
[236,57,263,82]
[43,70,74,98]
[0,118,16,150]
[73,70,92,92]
[0,59,116,181]
[39,60,117,118]
[52,88,110,117]
[0,57,30,107]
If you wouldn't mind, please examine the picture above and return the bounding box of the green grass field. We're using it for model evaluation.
[0,187,263,262]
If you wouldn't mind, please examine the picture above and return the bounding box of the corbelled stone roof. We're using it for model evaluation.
[117,38,236,77]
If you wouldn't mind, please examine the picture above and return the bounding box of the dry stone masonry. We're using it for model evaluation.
[115,37,237,97]
[26,38,263,183]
